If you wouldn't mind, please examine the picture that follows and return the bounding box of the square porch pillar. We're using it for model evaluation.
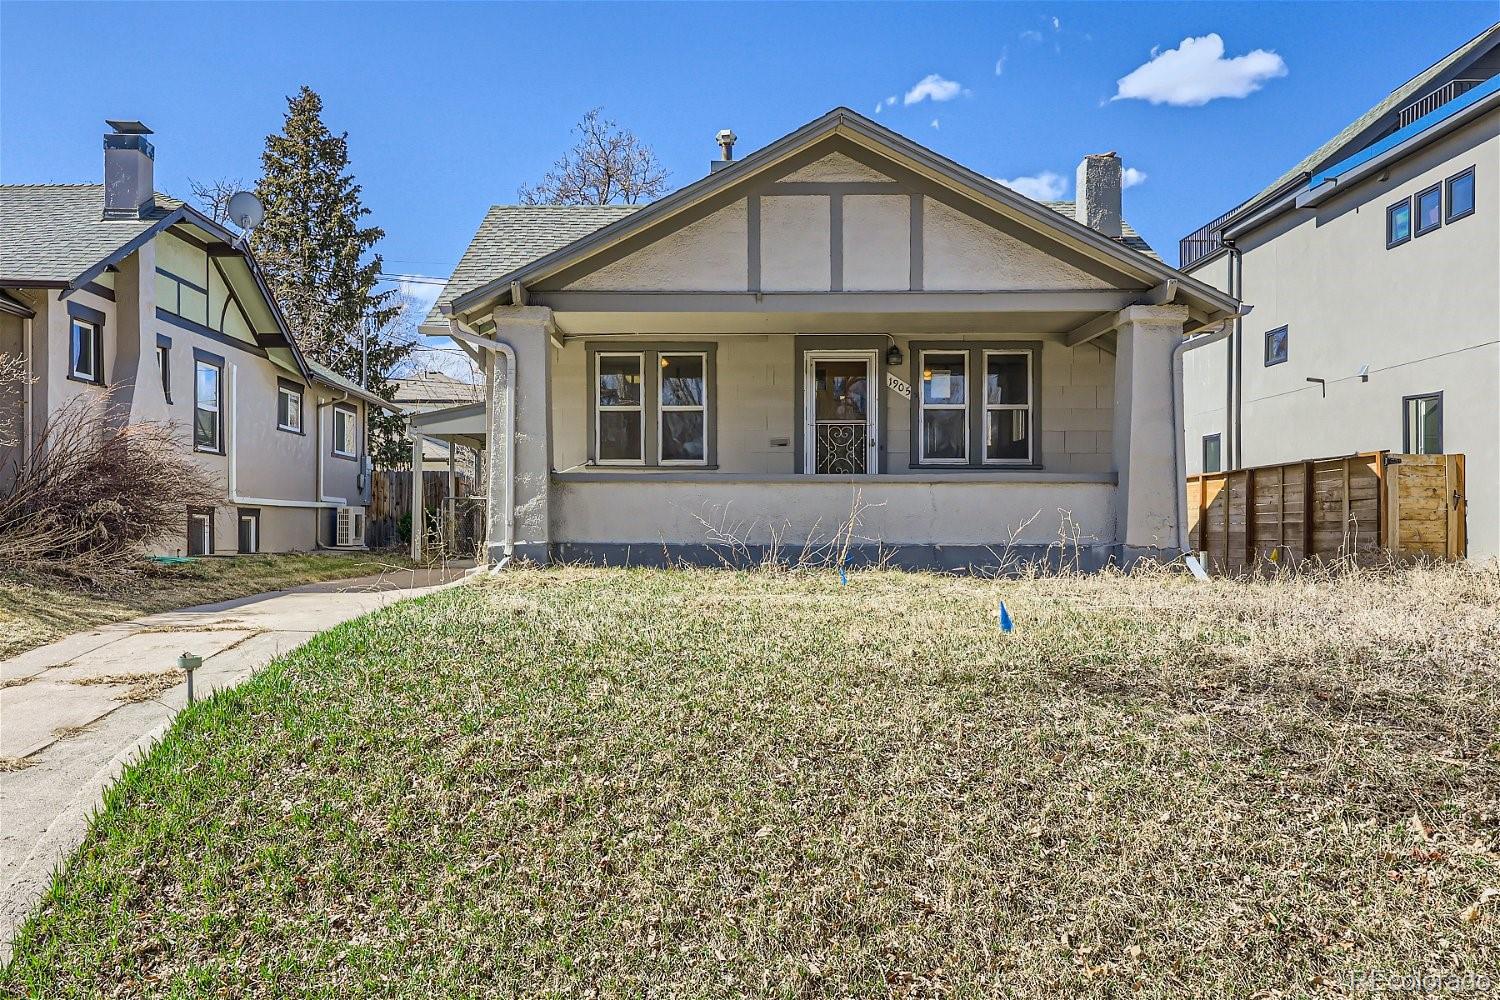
[487,306,555,565]
[1111,304,1191,561]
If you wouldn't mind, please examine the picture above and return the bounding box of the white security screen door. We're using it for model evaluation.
[804,351,878,475]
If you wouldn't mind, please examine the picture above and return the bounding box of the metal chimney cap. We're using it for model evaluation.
[716,129,737,143]
[105,120,153,135]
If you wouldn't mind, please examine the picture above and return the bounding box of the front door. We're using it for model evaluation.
[804,351,878,474]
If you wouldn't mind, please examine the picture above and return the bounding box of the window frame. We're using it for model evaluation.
[156,333,172,403]
[1445,166,1475,224]
[586,343,717,468]
[66,302,107,386]
[907,340,1043,470]
[917,349,970,466]
[1263,326,1289,367]
[277,379,305,435]
[187,507,215,557]
[331,403,358,460]
[1385,197,1412,249]
[656,351,710,467]
[237,507,260,554]
[981,349,1034,467]
[192,350,224,454]
[1414,183,1443,237]
[1202,433,1222,474]
[1402,391,1443,455]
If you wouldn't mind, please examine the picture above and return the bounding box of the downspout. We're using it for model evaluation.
[21,313,33,460]
[1221,238,1244,470]
[1172,310,1247,553]
[447,317,516,565]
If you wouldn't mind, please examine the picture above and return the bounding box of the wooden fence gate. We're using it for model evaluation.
[1186,451,1466,573]
[368,470,475,552]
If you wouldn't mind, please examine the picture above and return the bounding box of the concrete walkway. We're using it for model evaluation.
[0,564,471,954]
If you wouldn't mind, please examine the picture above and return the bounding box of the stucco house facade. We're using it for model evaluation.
[421,108,1241,569]
[1181,25,1499,561]
[0,121,388,555]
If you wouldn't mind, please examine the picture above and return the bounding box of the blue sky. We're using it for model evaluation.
[3,0,1495,313]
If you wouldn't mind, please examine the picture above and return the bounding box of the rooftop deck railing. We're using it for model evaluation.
[1397,78,1486,128]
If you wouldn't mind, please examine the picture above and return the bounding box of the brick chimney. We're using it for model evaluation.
[103,120,156,220]
[1074,152,1122,238]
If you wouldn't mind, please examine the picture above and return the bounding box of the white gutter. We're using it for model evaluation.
[447,318,516,562]
[1170,310,1247,552]
[225,361,343,510]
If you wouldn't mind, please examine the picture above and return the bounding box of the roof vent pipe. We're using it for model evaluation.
[103,120,156,220]
[710,129,737,173]
[1074,151,1122,239]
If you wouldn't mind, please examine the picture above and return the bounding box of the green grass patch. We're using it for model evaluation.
[0,552,418,659]
[4,565,1498,996]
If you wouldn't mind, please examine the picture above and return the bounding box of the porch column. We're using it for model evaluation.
[410,431,425,561]
[1111,304,1191,560]
[487,305,555,565]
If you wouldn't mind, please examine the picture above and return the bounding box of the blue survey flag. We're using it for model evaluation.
[998,599,1014,633]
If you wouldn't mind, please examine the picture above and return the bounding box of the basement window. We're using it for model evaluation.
[237,508,260,554]
[187,508,214,556]
[1385,198,1412,248]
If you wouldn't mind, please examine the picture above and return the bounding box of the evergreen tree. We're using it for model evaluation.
[250,86,411,467]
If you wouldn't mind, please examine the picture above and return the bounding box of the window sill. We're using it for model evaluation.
[194,446,224,456]
[278,426,306,436]
[66,372,105,387]
[331,451,357,461]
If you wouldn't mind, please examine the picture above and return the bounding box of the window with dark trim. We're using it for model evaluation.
[69,319,103,384]
[1202,433,1222,474]
[277,380,304,434]
[588,343,717,467]
[193,353,223,453]
[332,403,357,458]
[187,507,214,556]
[1264,326,1289,367]
[1414,184,1442,237]
[1386,198,1412,248]
[1446,166,1475,223]
[237,508,260,554]
[909,341,1040,468]
[156,334,172,403]
[1402,392,1442,455]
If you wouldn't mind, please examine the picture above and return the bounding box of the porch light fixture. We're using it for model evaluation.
[885,345,904,367]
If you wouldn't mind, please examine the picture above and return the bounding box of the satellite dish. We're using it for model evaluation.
[226,191,264,231]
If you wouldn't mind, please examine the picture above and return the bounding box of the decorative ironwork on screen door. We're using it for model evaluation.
[812,359,871,474]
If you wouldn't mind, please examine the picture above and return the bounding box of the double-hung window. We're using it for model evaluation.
[277,380,304,433]
[591,345,714,467]
[983,350,1033,464]
[918,351,968,464]
[193,353,223,453]
[332,404,357,458]
[67,303,106,385]
[911,342,1039,468]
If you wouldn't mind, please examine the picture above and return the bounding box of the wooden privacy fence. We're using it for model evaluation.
[1186,451,1467,573]
[368,470,475,551]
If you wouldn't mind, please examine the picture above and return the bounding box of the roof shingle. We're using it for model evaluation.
[0,184,183,284]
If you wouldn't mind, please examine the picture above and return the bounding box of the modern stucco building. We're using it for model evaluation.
[418,108,1242,569]
[1181,25,1500,561]
[0,121,389,555]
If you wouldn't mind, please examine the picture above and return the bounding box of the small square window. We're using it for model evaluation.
[1386,199,1411,248]
[1202,434,1222,474]
[1414,184,1442,236]
[1264,326,1288,367]
[1446,167,1475,223]
[277,385,303,433]
[1403,393,1442,455]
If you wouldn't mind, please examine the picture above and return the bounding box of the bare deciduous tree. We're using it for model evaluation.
[187,177,247,225]
[518,108,669,206]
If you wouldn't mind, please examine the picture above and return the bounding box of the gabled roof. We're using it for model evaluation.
[392,369,483,405]
[0,184,184,285]
[438,107,1236,323]
[424,199,1160,329]
[306,360,396,411]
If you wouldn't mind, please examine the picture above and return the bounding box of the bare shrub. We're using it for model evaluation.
[0,390,219,581]
[0,349,25,450]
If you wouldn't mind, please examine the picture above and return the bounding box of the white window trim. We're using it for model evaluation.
[278,386,303,433]
[656,351,709,467]
[333,405,357,458]
[595,351,645,466]
[918,349,969,465]
[982,349,1034,466]
[188,510,213,556]
[194,360,221,453]
[70,320,99,381]
[238,512,258,554]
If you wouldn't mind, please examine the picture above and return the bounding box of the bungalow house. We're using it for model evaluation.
[1181,24,1499,560]
[0,121,389,555]
[419,108,1242,569]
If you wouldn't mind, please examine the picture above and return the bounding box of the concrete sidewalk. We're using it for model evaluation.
[0,564,471,954]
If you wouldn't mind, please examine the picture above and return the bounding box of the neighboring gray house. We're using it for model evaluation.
[417,108,1241,569]
[391,369,481,475]
[1181,24,1499,560]
[0,121,390,555]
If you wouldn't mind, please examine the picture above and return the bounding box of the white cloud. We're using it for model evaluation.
[1112,33,1287,107]
[1020,29,1043,43]
[930,119,940,129]
[994,171,1068,201]
[994,47,1009,75]
[396,275,443,317]
[1051,15,1061,30]
[1122,166,1147,188]
[904,73,965,106]
[874,94,898,113]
